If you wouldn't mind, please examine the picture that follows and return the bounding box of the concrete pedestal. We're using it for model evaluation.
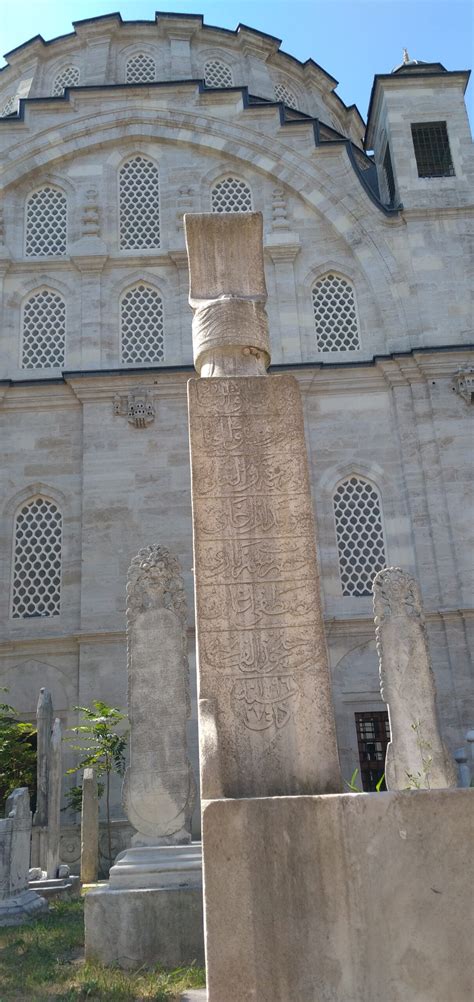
[202,790,474,1002]
[85,843,204,969]
[0,888,48,926]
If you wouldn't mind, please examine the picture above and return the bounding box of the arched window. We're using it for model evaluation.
[211,177,252,213]
[119,156,160,250]
[333,477,386,596]
[274,82,298,110]
[204,60,233,88]
[52,66,80,96]
[25,186,67,257]
[312,273,361,352]
[120,283,164,364]
[126,53,156,83]
[21,289,66,369]
[11,497,62,618]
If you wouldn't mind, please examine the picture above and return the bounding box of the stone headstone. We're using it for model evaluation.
[33,688,53,828]
[0,788,48,925]
[81,767,99,883]
[122,544,196,843]
[454,748,471,788]
[373,567,457,790]
[185,211,341,799]
[46,718,62,878]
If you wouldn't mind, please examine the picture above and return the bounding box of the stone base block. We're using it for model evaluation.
[29,875,80,900]
[85,886,204,969]
[202,789,474,1002]
[0,889,48,926]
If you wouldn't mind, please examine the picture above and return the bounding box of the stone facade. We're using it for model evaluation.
[0,14,472,828]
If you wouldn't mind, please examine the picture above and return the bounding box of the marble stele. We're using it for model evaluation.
[373,567,458,790]
[0,788,48,926]
[185,211,341,800]
[80,767,99,884]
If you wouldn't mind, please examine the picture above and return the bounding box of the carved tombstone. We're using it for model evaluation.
[122,545,196,843]
[46,719,62,878]
[0,788,48,925]
[81,768,99,884]
[185,212,341,799]
[33,687,53,828]
[373,567,457,790]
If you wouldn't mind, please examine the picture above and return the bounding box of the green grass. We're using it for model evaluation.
[0,899,205,1001]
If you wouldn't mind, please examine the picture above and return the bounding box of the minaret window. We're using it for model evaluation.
[411,121,455,178]
[383,144,396,204]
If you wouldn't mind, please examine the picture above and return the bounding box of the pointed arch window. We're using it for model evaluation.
[312,273,361,351]
[333,476,386,596]
[211,177,252,213]
[21,288,66,369]
[119,156,160,250]
[274,82,298,110]
[25,186,67,257]
[0,95,16,117]
[120,283,164,364]
[11,498,62,618]
[204,60,233,88]
[126,53,156,83]
[52,66,80,96]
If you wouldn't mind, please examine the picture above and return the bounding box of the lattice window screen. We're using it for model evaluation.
[274,82,298,109]
[119,157,160,250]
[204,60,233,87]
[22,289,66,369]
[0,96,16,117]
[333,477,386,597]
[52,66,80,96]
[211,177,252,213]
[120,283,164,364]
[25,187,67,257]
[11,498,62,618]
[312,273,361,351]
[126,53,156,83]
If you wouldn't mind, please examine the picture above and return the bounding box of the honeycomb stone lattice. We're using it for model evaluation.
[312,273,361,351]
[25,187,67,257]
[126,53,156,83]
[204,60,233,88]
[11,498,62,618]
[52,66,80,97]
[119,156,160,250]
[274,82,298,110]
[120,283,164,364]
[211,176,252,213]
[0,95,16,117]
[334,477,386,597]
[22,289,66,369]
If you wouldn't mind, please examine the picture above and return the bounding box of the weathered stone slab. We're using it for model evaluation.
[46,718,62,878]
[122,544,196,843]
[373,567,457,790]
[81,767,99,884]
[188,374,341,798]
[0,788,48,925]
[202,790,474,1002]
[33,687,53,829]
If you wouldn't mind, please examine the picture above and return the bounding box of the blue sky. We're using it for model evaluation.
[1,1,472,123]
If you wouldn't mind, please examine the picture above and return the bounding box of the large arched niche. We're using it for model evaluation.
[2,104,407,332]
[0,659,74,716]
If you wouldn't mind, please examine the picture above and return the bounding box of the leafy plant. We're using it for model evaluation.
[344,767,385,793]
[0,689,37,813]
[65,702,128,869]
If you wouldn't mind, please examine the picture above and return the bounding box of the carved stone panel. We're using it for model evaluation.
[189,374,341,799]
[113,386,155,427]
